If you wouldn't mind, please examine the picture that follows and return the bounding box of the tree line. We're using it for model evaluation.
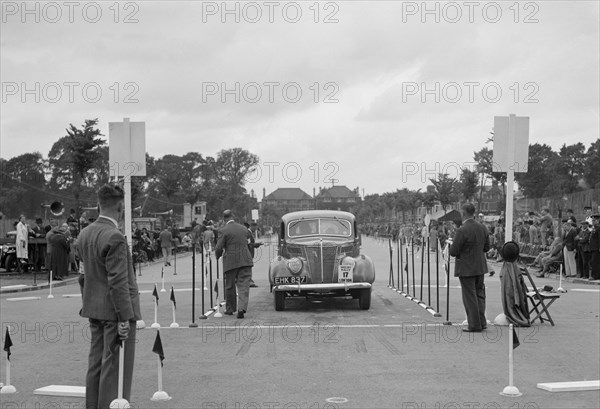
[0,119,259,223]
[354,139,600,223]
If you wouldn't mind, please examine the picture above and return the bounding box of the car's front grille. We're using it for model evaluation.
[282,241,359,283]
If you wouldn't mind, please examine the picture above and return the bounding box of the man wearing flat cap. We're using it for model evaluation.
[215,209,254,318]
[589,214,600,280]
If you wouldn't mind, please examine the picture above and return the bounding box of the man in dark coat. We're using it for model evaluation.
[449,203,490,332]
[215,210,254,318]
[50,223,71,280]
[78,184,142,408]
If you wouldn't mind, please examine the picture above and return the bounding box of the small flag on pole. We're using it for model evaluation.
[153,284,159,305]
[512,327,520,349]
[213,281,218,297]
[152,330,165,367]
[170,286,176,309]
[161,267,164,279]
[4,327,13,361]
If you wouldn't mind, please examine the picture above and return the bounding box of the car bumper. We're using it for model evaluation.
[273,283,372,292]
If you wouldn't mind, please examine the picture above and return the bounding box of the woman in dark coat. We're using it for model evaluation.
[50,224,70,280]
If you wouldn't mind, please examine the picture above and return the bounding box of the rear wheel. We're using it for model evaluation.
[274,291,286,311]
[358,288,371,310]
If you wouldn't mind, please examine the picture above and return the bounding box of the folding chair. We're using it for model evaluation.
[519,266,561,326]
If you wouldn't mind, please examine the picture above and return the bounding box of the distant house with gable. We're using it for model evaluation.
[262,188,315,214]
[315,185,361,212]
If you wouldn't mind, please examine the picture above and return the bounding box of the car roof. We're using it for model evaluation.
[281,210,355,223]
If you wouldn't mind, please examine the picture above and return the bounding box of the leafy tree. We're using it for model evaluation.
[429,173,457,211]
[459,168,479,202]
[0,152,47,218]
[583,138,600,188]
[514,143,556,197]
[47,119,106,210]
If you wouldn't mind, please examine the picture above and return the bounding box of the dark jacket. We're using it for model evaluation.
[563,226,578,251]
[215,220,253,273]
[578,228,591,252]
[589,226,600,252]
[78,217,141,322]
[449,218,490,277]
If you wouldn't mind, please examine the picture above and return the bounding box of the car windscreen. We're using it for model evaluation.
[288,218,352,238]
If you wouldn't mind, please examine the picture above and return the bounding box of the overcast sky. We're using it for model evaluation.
[1,1,598,200]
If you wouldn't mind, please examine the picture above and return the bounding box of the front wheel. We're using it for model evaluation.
[5,255,18,273]
[358,288,371,310]
[274,291,286,311]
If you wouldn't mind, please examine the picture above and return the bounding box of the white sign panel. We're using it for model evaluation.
[492,116,530,173]
[109,120,146,177]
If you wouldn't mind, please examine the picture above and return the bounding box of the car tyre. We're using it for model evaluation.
[5,255,17,273]
[358,288,371,310]
[274,291,285,311]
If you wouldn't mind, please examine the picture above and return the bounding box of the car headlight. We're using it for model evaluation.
[1,245,7,253]
[287,258,303,275]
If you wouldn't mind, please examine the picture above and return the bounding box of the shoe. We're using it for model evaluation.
[54,276,63,281]
[237,310,245,319]
[224,311,233,315]
[250,283,258,288]
[462,328,482,333]
[489,271,495,277]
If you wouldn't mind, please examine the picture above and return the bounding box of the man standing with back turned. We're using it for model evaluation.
[215,209,254,318]
[78,184,141,408]
[450,203,490,332]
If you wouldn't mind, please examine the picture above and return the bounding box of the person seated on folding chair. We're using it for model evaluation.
[536,236,563,278]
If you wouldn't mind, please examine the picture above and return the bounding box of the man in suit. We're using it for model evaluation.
[563,219,578,277]
[215,210,254,318]
[244,222,262,288]
[449,203,490,332]
[78,184,142,408]
[159,226,173,266]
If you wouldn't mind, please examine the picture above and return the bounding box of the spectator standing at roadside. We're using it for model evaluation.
[563,219,578,277]
[589,214,600,280]
[539,208,553,246]
[576,221,591,278]
[159,226,173,267]
[50,223,71,280]
[449,203,490,333]
[16,214,30,269]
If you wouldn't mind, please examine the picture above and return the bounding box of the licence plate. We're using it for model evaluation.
[338,264,353,283]
[274,276,307,284]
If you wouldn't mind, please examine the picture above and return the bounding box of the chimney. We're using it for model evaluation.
[262,188,266,199]
[313,187,316,198]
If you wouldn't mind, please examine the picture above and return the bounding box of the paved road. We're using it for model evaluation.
[1,237,598,408]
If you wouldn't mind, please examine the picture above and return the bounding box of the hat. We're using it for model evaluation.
[223,209,233,219]
[591,214,600,219]
[580,220,589,225]
[501,241,520,263]
[35,218,43,223]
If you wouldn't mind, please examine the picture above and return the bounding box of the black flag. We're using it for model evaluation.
[512,327,520,349]
[213,280,219,297]
[152,330,165,367]
[170,286,176,309]
[161,267,164,279]
[4,327,13,361]
[152,284,159,305]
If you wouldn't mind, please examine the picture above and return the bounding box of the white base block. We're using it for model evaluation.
[160,289,166,293]
[151,322,160,328]
[7,296,41,302]
[170,322,180,328]
[47,294,54,299]
[500,386,522,396]
[151,390,172,401]
[537,380,600,392]
[34,385,84,397]
[109,398,131,408]
[136,320,146,329]
[0,385,17,394]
